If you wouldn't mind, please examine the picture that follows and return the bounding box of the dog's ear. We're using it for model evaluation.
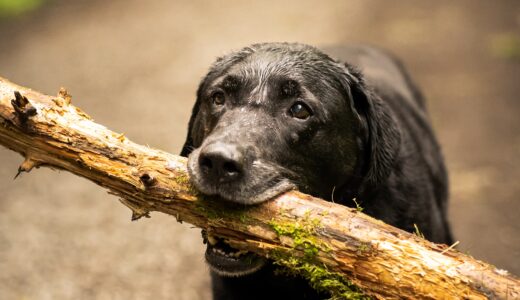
[180,78,207,157]
[180,102,200,157]
[340,64,401,187]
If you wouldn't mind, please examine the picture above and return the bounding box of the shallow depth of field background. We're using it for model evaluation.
[0,0,519,298]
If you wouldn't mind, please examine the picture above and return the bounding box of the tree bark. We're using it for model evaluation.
[0,76,518,299]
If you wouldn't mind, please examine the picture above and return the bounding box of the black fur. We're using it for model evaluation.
[181,43,453,299]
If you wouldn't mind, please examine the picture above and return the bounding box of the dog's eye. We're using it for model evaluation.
[289,102,312,120]
[211,91,225,106]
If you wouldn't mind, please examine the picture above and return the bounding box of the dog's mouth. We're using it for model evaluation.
[202,230,266,277]
[189,150,292,275]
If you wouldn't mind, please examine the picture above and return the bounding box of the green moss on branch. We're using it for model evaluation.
[268,213,369,300]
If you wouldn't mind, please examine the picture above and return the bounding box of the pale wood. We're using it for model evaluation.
[0,76,518,299]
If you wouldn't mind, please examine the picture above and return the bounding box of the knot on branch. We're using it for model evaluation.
[139,172,156,188]
[11,91,37,125]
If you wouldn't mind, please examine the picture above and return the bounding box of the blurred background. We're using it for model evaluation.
[0,0,518,299]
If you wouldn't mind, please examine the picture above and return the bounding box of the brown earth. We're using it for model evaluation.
[0,0,518,299]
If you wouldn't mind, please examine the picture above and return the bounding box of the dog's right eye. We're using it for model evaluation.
[211,91,225,106]
[289,102,312,120]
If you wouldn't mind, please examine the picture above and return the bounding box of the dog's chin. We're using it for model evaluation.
[203,231,267,277]
[220,179,296,205]
[195,180,295,206]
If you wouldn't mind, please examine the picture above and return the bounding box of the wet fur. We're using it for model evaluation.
[181,43,453,299]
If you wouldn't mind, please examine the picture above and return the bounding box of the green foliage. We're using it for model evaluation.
[490,33,520,61]
[173,172,199,195]
[194,198,250,223]
[413,223,425,239]
[0,0,44,18]
[269,213,369,300]
[356,242,372,255]
[352,198,364,212]
[269,214,324,258]
[272,254,369,300]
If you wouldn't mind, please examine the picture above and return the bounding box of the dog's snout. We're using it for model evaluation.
[198,143,244,183]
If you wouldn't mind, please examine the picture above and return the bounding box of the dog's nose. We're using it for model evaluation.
[198,142,244,182]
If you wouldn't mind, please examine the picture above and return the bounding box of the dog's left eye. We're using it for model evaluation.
[289,102,312,119]
[211,91,225,106]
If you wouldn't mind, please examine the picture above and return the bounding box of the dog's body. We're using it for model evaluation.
[181,43,452,299]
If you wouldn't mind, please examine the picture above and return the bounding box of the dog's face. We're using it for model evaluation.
[181,43,399,277]
[184,44,363,204]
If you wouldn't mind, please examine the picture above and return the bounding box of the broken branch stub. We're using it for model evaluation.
[0,76,518,299]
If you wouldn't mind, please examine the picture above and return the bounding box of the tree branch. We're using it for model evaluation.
[0,76,518,299]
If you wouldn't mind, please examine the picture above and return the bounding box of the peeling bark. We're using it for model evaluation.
[0,76,518,299]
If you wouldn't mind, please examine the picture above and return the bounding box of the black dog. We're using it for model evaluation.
[181,43,453,299]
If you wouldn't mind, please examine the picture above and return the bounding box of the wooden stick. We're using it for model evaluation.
[0,76,518,299]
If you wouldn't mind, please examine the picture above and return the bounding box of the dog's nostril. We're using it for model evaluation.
[223,161,240,175]
[200,156,213,170]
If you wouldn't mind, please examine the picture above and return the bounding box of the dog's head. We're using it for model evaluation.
[181,43,400,276]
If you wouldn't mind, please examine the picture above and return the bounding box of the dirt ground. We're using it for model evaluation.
[0,0,518,299]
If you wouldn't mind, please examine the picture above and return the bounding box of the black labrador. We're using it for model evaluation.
[181,43,453,299]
